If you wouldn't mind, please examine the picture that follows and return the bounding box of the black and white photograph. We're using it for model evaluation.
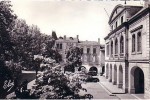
[0,0,150,99]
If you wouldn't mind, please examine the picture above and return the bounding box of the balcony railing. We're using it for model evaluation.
[120,53,124,57]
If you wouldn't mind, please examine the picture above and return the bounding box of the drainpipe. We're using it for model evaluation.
[124,21,129,93]
[148,7,150,92]
[124,3,129,93]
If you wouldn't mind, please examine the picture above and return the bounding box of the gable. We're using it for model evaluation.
[109,4,124,24]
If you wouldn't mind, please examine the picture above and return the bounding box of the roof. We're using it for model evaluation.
[128,7,150,24]
[109,4,142,24]
[56,36,78,43]
[78,41,105,47]
[79,41,100,45]
[105,4,143,40]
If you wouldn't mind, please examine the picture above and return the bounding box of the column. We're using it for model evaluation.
[112,66,115,84]
[109,41,111,58]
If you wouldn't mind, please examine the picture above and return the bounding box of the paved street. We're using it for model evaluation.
[80,76,138,99]
[81,83,118,99]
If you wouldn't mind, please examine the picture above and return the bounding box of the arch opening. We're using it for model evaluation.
[113,65,117,85]
[106,64,109,79]
[109,64,112,82]
[102,66,105,74]
[89,66,98,76]
[118,65,123,88]
[131,67,144,94]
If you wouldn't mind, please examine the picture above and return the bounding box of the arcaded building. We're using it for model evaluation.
[55,35,105,75]
[104,2,150,98]
[78,39,105,74]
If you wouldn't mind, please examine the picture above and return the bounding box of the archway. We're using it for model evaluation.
[102,66,105,74]
[89,66,98,76]
[109,64,112,82]
[118,65,123,88]
[106,64,109,79]
[130,67,144,94]
[78,66,86,72]
[113,64,117,85]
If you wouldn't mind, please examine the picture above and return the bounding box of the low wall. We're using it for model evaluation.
[18,71,36,85]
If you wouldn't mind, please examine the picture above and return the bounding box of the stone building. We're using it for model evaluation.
[55,35,105,75]
[78,39,105,75]
[55,35,79,62]
[104,2,150,98]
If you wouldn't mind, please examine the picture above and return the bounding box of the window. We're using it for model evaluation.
[93,48,96,54]
[57,44,59,48]
[137,32,141,52]
[121,16,123,24]
[115,21,118,28]
[116,9,117,14]
[132,34,135,52]
[111,41,113,55]
[120,36,124,53]
[60,43,62,49]
[87,48,90,54]
[111,25,113,30]
[107,44,109,56]
[115,38,118,54]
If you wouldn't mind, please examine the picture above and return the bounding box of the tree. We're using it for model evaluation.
[52,31,57,40]
[65,47,82,72]
[26,57,90,99]
[0,0,17,61]
[10,19,48,70]
[0,1,23,98]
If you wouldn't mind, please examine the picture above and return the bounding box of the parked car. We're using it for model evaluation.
[85,75,99,82]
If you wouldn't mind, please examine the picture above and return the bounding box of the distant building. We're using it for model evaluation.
[104,2,150,98]
[55,35,105,75]
[55,35,79,62]
[78,39,105,75]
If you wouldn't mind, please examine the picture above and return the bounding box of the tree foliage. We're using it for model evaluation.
[9,19,61,70]
[25,58,89,99]
[0,0,17,61]
[0,1,22,98]
[65,47,82,72]
[52,31,57,40]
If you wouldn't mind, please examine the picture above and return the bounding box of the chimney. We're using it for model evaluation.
[76,35,79,40]
[98,38,100,44]
[64,35,66,40]
[144,0,150,7]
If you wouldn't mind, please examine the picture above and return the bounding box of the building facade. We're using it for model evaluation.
[55,35,105,75]
[104,2,150,98]
[55,35,79,62]
[78,39,105,74]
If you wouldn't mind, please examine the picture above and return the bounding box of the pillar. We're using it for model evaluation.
[112,66,115,84]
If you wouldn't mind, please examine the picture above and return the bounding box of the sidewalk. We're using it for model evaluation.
[98,76,125,94]
[98,75,148,99]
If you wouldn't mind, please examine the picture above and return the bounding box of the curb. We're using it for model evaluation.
[98,82,116,96]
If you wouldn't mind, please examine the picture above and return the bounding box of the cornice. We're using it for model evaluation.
[104,22,128,40]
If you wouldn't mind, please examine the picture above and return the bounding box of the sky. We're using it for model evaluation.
[11,0,144,44]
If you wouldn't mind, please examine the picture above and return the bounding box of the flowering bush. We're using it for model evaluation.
[30,59,91,99]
